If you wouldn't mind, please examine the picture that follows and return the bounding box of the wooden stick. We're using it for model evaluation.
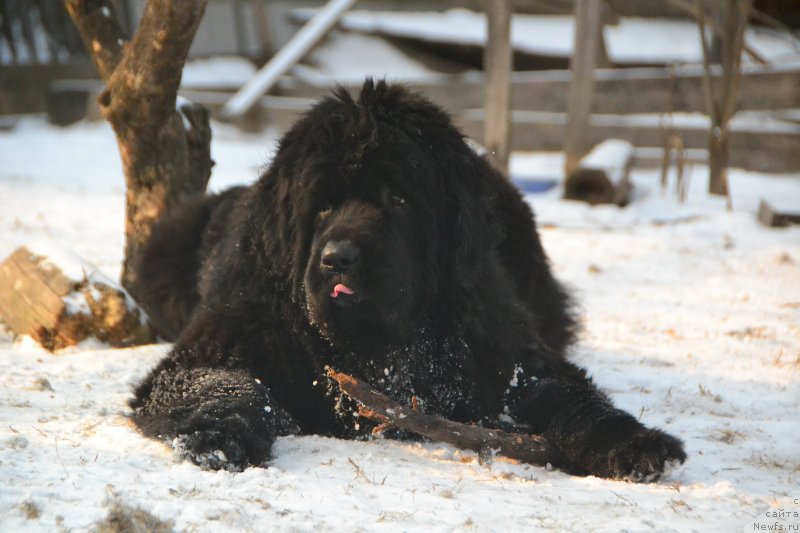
[326,369,563,468]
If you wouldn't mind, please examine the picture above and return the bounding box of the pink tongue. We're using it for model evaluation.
[331,283,355,298]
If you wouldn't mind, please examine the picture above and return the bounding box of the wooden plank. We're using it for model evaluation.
[0,63,97,114]
[282,65,800,115]
[459,110,800,173]
[563,0,604,174]
[483,0,513,174]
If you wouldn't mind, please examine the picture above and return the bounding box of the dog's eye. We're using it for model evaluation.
[387,193,407,210]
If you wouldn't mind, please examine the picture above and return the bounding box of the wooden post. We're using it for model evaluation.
[483,0,512,175]
[563,0,604,177]
[250,0,273,62]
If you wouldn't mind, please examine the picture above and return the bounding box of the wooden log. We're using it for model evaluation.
[758,200,800,227]
[0,244,155,351]
[563,139,634,206]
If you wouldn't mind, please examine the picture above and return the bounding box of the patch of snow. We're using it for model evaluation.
[175,95,193,131]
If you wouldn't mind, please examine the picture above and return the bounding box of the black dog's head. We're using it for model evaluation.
[258,80,501,351]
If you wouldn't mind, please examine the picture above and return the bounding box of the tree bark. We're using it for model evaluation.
[64,0,213,298]
[327,369,564,469]
[696,0,751,197]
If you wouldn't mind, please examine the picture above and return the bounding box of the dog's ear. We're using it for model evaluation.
[437,146,503,290]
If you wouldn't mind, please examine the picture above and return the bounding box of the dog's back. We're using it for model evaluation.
[136,187,246,340]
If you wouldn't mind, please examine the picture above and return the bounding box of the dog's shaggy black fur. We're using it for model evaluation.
[131,80,686,480]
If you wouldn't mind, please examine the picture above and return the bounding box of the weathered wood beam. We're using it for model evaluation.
[483,0,513,174]
[460,110,800,173]
[563,0,604,175]
[283,65,800,115]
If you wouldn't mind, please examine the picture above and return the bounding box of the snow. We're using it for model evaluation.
[577,139,634,183]
[1,114,800,531]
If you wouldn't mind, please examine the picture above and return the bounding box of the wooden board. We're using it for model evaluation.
[283,65,800,116]
[459,110,800,174]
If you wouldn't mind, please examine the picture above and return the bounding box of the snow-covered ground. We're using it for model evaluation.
[1,117,799,532]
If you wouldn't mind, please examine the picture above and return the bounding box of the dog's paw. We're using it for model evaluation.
[174,428,251,471]
[172,406,298,471]
[606,428,686,482]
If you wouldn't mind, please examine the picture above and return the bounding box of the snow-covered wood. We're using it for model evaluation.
[0,244,154,351]
[298,9,800,66]
[758,199,800,227]
[563,139,634,205]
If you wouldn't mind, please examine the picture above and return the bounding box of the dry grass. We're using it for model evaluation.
[19,500,41,520]
[91,500,173,533]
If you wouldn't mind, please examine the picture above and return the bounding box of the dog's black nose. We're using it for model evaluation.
[321,240,360,272]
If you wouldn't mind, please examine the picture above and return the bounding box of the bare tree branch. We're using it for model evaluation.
[64,0,125,80]
[327,369,564,469]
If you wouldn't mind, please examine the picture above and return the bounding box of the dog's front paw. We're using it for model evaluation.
[606,427,686,482]
[174,426,252,471]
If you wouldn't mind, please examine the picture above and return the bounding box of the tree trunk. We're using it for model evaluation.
[64,0,213,298]
[708,125,730,196]
[697,0,751,197]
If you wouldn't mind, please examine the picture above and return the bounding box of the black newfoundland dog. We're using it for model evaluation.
[131,80,686,481]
